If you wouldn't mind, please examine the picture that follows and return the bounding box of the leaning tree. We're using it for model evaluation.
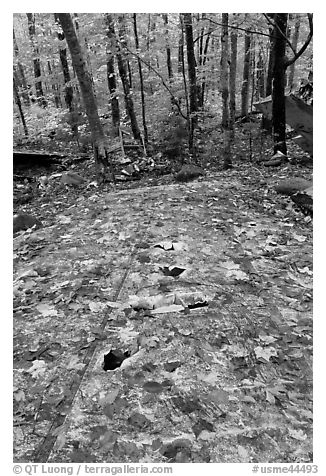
[56,13,114,181]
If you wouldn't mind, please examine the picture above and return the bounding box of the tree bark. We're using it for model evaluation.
[183,12,198,136]
[47,60,61,108]
[26,13,47,108]
[287,15,301,88]
[54,14,74,111]
[162,14,173,80]
[272,13,288,155]
[54,13,80,142]
[104,14,120,136]
[115,14,142,142]
[265,16,275,97]
[198,22,212,109]
[179,14,192,157]
[133,13,148,144]
[57,13,112,176]
[13,75,28,136]
[178,33,183,73]
[256,48,265,100]
[221,13,232,169]
[229,28,237,138]
[241,30,251,116]
[221,14,229,129]
[13,28,30,106]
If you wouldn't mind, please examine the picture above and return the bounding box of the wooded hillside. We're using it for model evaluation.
[13,13,313,466]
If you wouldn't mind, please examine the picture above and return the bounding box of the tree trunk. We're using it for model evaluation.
[250,36,256,109]
[262,20,275,131]
[183,12,198,140]
[198,23,212,109]
[55,14,74,110]
[178,33,183,73]
[104,14,120,136]
[47,60,61,108]
[265,17,275,97]
[256,48,265,100]
[162,14,173,80]
[133,13,148,145]
[272,13,288,155]
[229,28,237,138]
[179,15,192,158]
[127,60,133,88]
[57,13,113,178]
[106,56,120,136]
[221,13,232,169]
[13,75,28,136]
[13,28,30,106]
[241,30,251,117]
[26,13,47,108]
[221,14,229,129]
[115,14,142,142]
[54,13,79,142]
[287,15,301,88]
[198,21,204,68]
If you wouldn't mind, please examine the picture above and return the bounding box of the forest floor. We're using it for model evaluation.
[13,159,313,464]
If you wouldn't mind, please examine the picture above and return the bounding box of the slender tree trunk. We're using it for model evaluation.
[198,24,212,109]
[250,36,256,109]
[183,12,198,144]
[287,15,301,88]
[241,30,251,117]
[198,23,204,68]
[106,56,120,135]
[116,15,141,141]
[256,48,265,99]
[266,46,274,97]
[178,31,184,74]
[262,20,275,131]
[104,14,120,136]
[272,13,288,155]
[146,14,152,80]
[26,13,47,108]
[13,28,30,106]
[221,13,232,169]
[229,28,237,138]
[221,14,229,129]
[57,33,74,110]
[13,75,28,136]
[54,13,79,140]
[127,60,133,88]
[162,14,173,80]
[146,14,159,72]
[179,15,191,159]
[57,13,113,177]
[265,18,275,97]
[133,13,148,144]
[47,61,60,108]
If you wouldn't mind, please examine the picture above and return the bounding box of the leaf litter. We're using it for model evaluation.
[13,166,312,463]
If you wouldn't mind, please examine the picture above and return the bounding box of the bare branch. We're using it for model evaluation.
[203,16,275,40]
[284,13,313,68]
[115,38,187,120]
[262,13,296,54]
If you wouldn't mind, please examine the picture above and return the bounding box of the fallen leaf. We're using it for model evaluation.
[26,360,47,378]
[36,303,58,317]
[207,388,229,404]
[254,346,278,362]
[288,429,307,441]
[89,301,107,313]
[237,445,249,459]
